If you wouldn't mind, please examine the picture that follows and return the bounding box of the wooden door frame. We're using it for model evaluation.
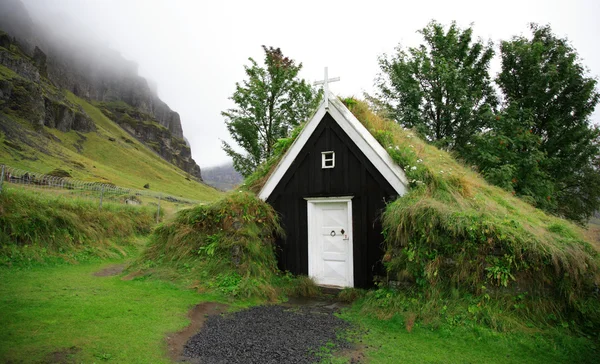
[305,196,354,287]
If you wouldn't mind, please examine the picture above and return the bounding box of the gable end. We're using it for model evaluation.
[258,97,408,200]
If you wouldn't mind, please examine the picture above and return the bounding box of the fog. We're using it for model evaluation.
[20,0,600,168]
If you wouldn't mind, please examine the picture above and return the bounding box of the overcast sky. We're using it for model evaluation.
[22,0,600,168]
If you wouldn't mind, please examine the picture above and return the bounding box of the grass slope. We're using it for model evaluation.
[0,188,153,266]
[0,63,220,201]
[345,100,600,324]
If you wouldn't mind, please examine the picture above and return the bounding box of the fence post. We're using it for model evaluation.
[99,185,105,210]
[156,195,161,223]
[0,165,5,194]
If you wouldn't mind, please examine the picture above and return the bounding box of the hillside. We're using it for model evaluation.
[0,0,218,201]
[0,76,217,200]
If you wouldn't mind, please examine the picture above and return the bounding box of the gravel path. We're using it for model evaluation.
[182,305,351,363]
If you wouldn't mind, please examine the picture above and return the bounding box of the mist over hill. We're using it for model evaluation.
[202,162,244,191]
[0,0,202,180]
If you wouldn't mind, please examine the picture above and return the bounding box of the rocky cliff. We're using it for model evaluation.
[0,31,96,132]
[96,101,201,179]
[0,0,201,179]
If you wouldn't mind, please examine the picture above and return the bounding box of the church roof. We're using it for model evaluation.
[258,95,409,200]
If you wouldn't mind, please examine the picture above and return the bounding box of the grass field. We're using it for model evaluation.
[1,258,597,363]
[339,305,597,363]
[0,187,158,267]
[0,260,223,363]
[3,183,201,220]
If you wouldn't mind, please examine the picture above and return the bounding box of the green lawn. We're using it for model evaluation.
[1,261,597,363]
[339,307,598,363]
[0,261,219,363]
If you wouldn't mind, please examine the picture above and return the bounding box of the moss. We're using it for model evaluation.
[96,101,174,142]
[0,64,19,80]
[2,78,44,124]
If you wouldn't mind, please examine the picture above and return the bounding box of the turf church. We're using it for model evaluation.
[259,68,408,288]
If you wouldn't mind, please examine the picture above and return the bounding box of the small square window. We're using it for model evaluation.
[322,151,335,169]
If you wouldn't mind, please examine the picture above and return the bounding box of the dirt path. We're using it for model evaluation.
[166,302,229,362]
[92,264,126,277]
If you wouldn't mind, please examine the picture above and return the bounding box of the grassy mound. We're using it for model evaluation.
[0,188,155,266]
[137,192,300,300]
[346,99,600,327]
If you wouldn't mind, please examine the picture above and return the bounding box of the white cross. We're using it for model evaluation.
[313,67,340,110]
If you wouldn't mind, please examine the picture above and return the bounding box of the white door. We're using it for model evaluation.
[306,197,353,287]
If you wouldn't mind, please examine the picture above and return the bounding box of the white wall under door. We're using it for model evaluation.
[306,197,353,288]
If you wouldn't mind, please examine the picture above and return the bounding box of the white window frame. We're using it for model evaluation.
[321,151,335,169]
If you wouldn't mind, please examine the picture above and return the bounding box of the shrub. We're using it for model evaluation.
[138,191,285,299]
[46,168,72,178]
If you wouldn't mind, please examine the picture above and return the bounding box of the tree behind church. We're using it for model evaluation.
[375,21,498,153]
[222,46,321,177]
[473,24,600,223]
[376,21,600,223]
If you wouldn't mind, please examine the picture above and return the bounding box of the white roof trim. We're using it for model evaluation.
[258,96,408,200]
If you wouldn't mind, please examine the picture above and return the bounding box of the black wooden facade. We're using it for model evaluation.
[266,113,398,288]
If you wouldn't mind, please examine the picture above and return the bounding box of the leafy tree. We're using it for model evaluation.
[465,106,555,210]
[495,24,600,222]
[375,20,497,152]
[222,46,321,177]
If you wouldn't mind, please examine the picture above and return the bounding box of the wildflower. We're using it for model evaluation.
[416,159,423,163]
[411,166,417,171]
